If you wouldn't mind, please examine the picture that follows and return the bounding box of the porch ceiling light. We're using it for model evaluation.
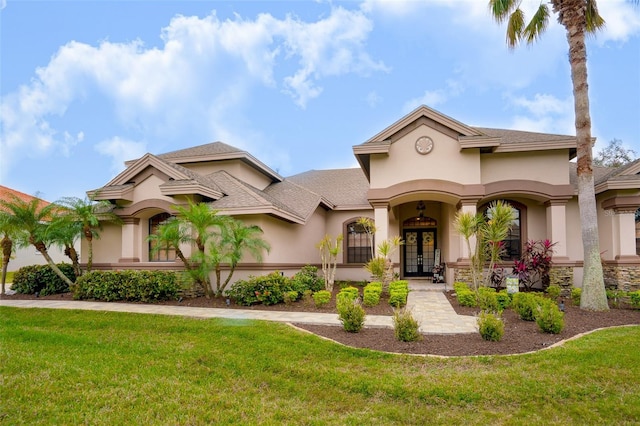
[416,200,426,219]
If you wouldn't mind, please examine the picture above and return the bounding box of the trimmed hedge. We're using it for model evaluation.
[388,280,409,308]
[12,263,75,296]
[72,270,180,303]
[227,272,290,306]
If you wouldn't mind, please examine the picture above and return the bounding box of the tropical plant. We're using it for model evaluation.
[356,216,376,260]
[365,236,403,290]
[47,215,82,277]
[488,0,610,310]
[0,194,73,287]
[484,201,516,280]
[210,218,270,296]
[512,239,556,291]
[316,234,343,292]
[453,210,485,291]
[55,196,122,273]
[0,211,18,294]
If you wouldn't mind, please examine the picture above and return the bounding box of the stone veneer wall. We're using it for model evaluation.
[453,267,473,284]
[603,264,640,292]
[549,266,573,297]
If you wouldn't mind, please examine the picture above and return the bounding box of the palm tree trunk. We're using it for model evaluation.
[86,233,94,273]
[560,2,608,310]
[1,235,11,295]
[35,243,74,287]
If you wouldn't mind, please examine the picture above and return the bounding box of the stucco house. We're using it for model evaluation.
[87,106,640,291]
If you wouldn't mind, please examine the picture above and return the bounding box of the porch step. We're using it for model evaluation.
[406,279,448,292]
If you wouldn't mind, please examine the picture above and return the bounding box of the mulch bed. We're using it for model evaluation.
[3,289,639,357]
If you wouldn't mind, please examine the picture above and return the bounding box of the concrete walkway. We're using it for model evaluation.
[0,281,478,334]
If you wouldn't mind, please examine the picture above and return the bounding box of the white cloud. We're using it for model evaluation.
[505,93,575,135]
[0,6,386,179]
[366,91,382,108]
[95,136,148,175]
[596,1,640,43]
[402,79,465,112]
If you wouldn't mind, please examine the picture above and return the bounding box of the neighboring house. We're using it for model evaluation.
[88,106,640,290]
[0,185,70,272]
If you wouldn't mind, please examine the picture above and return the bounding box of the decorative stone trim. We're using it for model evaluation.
[603,264,640,292]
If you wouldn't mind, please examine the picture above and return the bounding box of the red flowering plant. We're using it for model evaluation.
[512,239,557,291]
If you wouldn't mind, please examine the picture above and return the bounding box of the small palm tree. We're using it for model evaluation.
[56,196,122,273]
[483,201,516,285]
[147,216,192,269]
[0,212,19,294]
[47,215,82,278]
[454,210,485,291]
[0,194,73,287]
[213,219,270,296]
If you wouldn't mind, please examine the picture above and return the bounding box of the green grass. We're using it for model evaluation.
[2,307,639,425]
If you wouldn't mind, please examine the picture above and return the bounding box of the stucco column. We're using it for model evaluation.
[119,217,140,262]
[613,209,639,260]
[458,202,477,260]
[545,201,568,259]
[373,203,389,255]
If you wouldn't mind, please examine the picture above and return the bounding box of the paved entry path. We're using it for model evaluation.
[0,282,477,335]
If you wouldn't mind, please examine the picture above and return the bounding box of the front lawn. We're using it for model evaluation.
[1,307,639,425]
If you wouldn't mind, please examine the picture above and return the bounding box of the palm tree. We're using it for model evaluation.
[147,216,192,270]
[212,219,270,296]
[453,210,485,291]
[0,211,20,295]
[56,196,122,273]
[47,215,82,278]
[488,0,609,310]
[0,194,73,287]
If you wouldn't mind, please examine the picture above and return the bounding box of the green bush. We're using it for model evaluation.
[337,286,360,305]
[337,299,366,332]
[512,292,539,321]
[546,284,561,300]
[393,308,421,342]
[571,287,582,306]
[312,290,332,308]
[290,265,324,293]
[629,290,640,309]
[453,281,470,293]
[457,289,477,307]
[388,280,409,294]
[363,283,382,307]
[367,281,383,291]
[283,291,299,304]
[12,263,75,296]
[477,287,500,312]
[535,298,565,334]
[477,311,504,342]
[72,270,180,302]
[227,272,290,306]
[389,289,408,308]
[496,290,512,311]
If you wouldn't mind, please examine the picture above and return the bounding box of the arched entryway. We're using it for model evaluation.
[403,215,437,278]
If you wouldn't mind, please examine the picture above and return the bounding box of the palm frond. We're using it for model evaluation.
[489,0,519,23]
[506,7,525,48]
[523,4,550,44]
[585,0,605,33]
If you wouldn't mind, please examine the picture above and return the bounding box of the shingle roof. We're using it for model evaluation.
[472,127,576,144]
[157,142,243,160]
[286,169,371,207]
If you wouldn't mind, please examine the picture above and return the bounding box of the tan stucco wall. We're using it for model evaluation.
[85,222,123,264]
[184,160,273,190]
[565,199,583,261]
[481,152,570,185]
[369,125,481,189]
[133,174,172,204]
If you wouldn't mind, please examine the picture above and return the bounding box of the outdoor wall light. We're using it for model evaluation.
[416,200,426,219]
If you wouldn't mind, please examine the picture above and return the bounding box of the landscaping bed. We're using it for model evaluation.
[3,289,639,357]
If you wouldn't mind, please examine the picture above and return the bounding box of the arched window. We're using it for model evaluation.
[346,220,374,263]
[480,201,523,261]
[149,212,176,262]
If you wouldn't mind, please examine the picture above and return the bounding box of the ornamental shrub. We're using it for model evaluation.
[337,299,366,332]
[628,290,640,309]
[571,287,582,306]
[496,290,512,311]
[393,308,421,342]
[546,284,561,300]
[535,298,564,334]
[337,286,360,305]
[72,270,180,302]
[389,289,408,308]
[457,289,477,307]
[388,280,409,294]
[227,272,289,306]
[12,263,75,296]
[477,311,504,341]
[453,282,470,293]
[363,283,382,307]
[283,291,299,304]
[477,287,500,313]
[511,292,539,321]
[312,290,332,308]
[290,265,324,293]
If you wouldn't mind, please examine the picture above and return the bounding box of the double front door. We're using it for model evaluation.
[403,228,436,278]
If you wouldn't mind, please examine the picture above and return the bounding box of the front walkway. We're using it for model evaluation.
[0,281,478,334]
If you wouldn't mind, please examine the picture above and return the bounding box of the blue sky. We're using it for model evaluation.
[1,0,639,202]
